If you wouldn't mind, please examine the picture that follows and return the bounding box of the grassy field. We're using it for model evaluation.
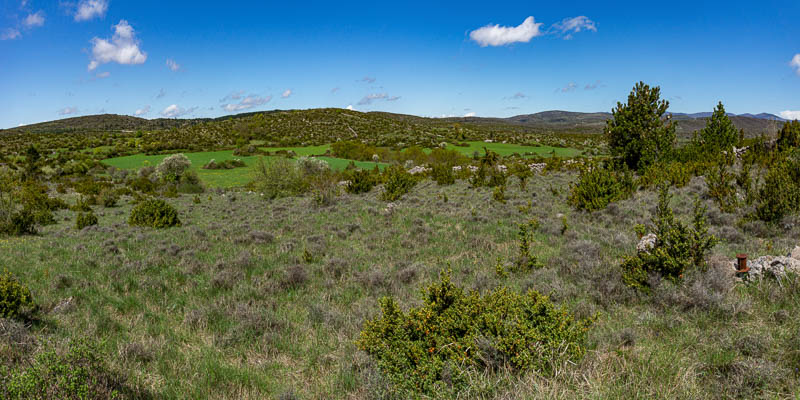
[443,141,584,158]
[102,150,387,188]
[3,174,799,399]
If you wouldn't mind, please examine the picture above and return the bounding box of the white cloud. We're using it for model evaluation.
[281,89,292,98]
[469,16,543,47]
[463,112,476,117]
[222,95,271,112]
[346,105,354,110]
[358,93,388,105]
[560,82,577,92]
[220,90,245,103]
[780,110,800,121]
[792,54,800,75]
[166,58,181,71]
[58,106,79,116]
[23,11,44,28]
[134,105,150,116]
[1,28,21,40]
[88,20,147,71]
[552,16,596,39]
[75,0,108,22]
[160,104,197,118]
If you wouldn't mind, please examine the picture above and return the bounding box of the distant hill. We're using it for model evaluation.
[1,108,785,139]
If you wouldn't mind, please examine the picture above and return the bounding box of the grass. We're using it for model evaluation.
[442,141,584,158]
[2,173,799,398]
[102,150,387,188]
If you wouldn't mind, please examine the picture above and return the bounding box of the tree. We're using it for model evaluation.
[605,82,676,170]
[777,120,800,152]
[698,102,738,153]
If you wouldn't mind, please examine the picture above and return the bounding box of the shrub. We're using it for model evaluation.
[175,170,204,194]
[345,169,377,194]
[380,165,416,202]
[638,161,691,189]
[776,120,800,152]
[98,189,118,208]
[155,153,191,182]
[296,156,330,176]
[515,221,543,272]
[0,195,36,236]
[250,157,307,199]
[605,81,676,171]
[0,269,33,319]
[755,152,800,223]
[309,174,339,207]
[1,340,139,399]
[357,269,594,395]
[621,187,718,291]
[492,185,506,203]
[697,102,738,153]
[705,156,738,213]
[431,163,455,186]
[568,163,635,211]
[202,159,246,170]
[75,211,98,230]
[128,198,180,228]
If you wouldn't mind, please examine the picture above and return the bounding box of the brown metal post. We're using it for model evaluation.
[736,254,748,272]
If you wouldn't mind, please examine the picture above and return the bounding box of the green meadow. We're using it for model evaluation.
[102,150,387,188]
[443,141,583,158]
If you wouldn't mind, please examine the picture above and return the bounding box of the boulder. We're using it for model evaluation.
[743,255,800,280]
[636,233,657,254]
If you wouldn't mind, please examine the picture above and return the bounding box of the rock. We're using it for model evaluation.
[788,245,800,260]
[52,297,75,314]
[637,233,657,254]
[743,255,800,280]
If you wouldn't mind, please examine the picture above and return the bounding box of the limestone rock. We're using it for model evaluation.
[637,233,657,254]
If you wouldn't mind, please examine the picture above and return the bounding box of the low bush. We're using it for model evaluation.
[380,165,417,201]
[1,340,141,399]
[0,269,33,319]
[128,199,180,228]
[621,187,718,291]
[705,156,738,213]
[568,163,635,211]
[755,151,800,223]
[345,169,377,194]
[431,163,455,186]
[357,269,594,395]
[202,159,246,170]
[155,153,191,182]
[250,157,306,199]
[75,211,98,230]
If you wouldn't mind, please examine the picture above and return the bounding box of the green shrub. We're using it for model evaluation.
[250,157,307,199]
[98,189,118,208]
[380,165,416,202]
[0,269,33,319]
[697,102,738,153]
[431,163,455,186]
[128,199,180,228]
[705,156,738,213]
[568,163,635,211]
[0,195,36,236]
[1,340,138,399]
[469,149,506,188]
[776,120,800,152]
[345,169,377,194]
[514,221,543,272]
[175,170,204,194]
[755,152,800,223]
[492,185,506,203]
[357,269,594,395]
[155,153,191,182]
[75,211,98,230]
[621,187,718,291]
[638,161,692,189]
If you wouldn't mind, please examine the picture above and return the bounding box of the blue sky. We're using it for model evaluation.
[1,0,799,128]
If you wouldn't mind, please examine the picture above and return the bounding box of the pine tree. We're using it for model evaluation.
[605,82,676,170]
[698,102,738,153]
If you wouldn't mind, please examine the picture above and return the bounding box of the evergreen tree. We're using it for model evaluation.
[777,120,800,152]
[605,82,676,170]
[698,102,738,153]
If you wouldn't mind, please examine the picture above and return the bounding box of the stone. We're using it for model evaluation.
[788,245,800,260]
[744,255,800,280]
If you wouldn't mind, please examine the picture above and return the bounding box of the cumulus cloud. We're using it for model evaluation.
[281,89,292,98]
[88,20,147,71]
[346,105,354,110]
[75,0,108,22]
[160,104,197,118]
[780,110,800,121]
[0,28,21,40]
[166,58,181,71]
[469,16,543,47]
[23,11,44,28]
[463,112,476,117]
[791,54,800,75]
[134,105,150,116]
[58,106,79,115]
[222,95,271,112]
[552,16,597,39]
